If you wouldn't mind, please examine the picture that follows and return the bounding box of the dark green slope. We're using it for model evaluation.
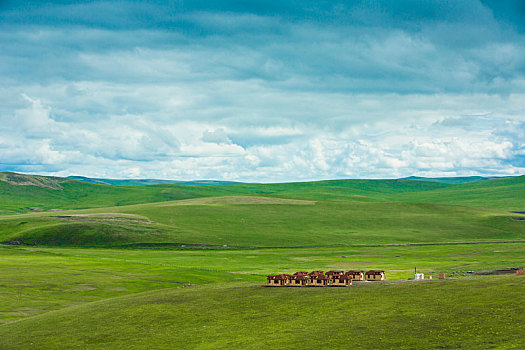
[0,173,453,213]
[2,198,524,247]
[401,175,509,184]
[0,179,235,213]
[393,175,525,211]
[1,172,524,213]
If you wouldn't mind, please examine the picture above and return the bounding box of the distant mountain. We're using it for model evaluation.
[1,171,523,214]
[67,176,247,186]
[400,176,511,184]
[0,172,67,190]
[0,172,514,187]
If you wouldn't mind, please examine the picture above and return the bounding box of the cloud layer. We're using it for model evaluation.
[1,1,524,181]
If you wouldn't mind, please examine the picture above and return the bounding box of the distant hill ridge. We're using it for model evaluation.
[1,171,514,188]
[67,176,247,186]
[0,172,246,188]
[0,171,524,241]
[0,172,67,190]
[0,171,523,209]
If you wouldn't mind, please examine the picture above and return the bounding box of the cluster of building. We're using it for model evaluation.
[267,270,385,287]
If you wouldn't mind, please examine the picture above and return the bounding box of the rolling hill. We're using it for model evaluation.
[1,172,524,247]
[401,175,510,184]
[1,277,523,349]
[1,195,524,248]
[393,175,525,211]
[1,172,524,349]
[2,172,524,213]
[68,175,247,186]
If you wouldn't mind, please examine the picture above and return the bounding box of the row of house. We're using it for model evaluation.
[267,270,385,287]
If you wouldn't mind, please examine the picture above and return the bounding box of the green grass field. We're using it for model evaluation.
[2,173,524,214]
[0,173,524,348]
[1,276,524,349]
[2,197,524,248]
[1,243,524,326]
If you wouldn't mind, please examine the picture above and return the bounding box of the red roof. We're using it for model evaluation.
[293,271,309,276]
[326,270,344,275]
[309,270,324,276]
[345,270,364,275]
[365,270,384,275]
[274,274,291,280]
[293,275,309,280]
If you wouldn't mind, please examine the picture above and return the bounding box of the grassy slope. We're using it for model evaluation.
[394,175,525,211]
[125,200,525,246]
[1,276,524,349]
[1,174,524,348]
[1,243,524,324]
[2,198,524,247]
[0,180,224,214]
[1,175,524,216]
[402,175,508,184]
[0,175,459,213]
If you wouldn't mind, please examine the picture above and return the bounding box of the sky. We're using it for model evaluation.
[1,0,525,182]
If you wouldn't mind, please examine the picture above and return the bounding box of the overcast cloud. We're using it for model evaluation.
[1,0,524,181]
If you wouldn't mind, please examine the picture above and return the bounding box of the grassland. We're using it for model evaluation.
[1,243,524,326]
[394,176,525,211]
[0,173,524,349]
[1,276,523,349]
[1,196,524,247]
[2,173,524,214]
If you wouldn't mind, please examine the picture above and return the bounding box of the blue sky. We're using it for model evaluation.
[1,1,524,181]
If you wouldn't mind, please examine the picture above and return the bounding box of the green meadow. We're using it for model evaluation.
[1,243,524,326]
[2,197,524,247]
[1,276,523,349]
[2,173,524,214]
[0,173,524,348]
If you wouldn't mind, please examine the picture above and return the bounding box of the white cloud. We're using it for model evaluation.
[202,128,231,144]
[2,2,525,181]
[2,89,524,181]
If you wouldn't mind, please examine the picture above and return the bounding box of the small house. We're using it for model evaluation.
[331,275,352,287]
[290,274,309,286]
[345,270,364,281]
[267,275,279,286]
[308,270,324,277]
[325,270,344,280]
[365,270,385,281]
[274,274,291,286]
[310,274,329,286]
